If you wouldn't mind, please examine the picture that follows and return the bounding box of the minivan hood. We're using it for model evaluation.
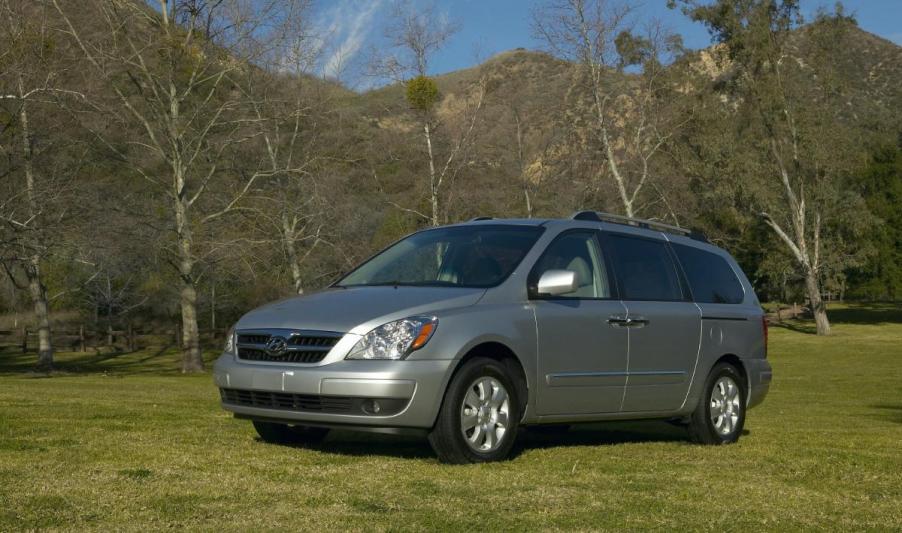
[235,286,486,334]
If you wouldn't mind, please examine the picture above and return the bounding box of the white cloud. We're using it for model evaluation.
[315,0,386,80]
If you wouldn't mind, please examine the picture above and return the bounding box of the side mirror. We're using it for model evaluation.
[536,269,577,297]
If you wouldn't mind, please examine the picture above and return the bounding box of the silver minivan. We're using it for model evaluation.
[214,212,772,463]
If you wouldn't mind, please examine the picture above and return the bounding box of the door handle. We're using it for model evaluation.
[607,315,649,328]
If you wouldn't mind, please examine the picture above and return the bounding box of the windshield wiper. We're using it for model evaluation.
[341,280,461,288]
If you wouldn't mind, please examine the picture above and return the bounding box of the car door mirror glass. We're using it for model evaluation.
[537,269,577,296]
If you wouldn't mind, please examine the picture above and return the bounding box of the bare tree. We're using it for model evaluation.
[235,17,336,295]
[484,57,568,219]
[674,0,866,335]
[372,0,489,227]
[533,0,685,218]
[0,0,90,369]
[373,0,460,82]
[53,0,312,370]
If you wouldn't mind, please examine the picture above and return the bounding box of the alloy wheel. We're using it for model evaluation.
[459,376,510,452]
[709,376,741,436]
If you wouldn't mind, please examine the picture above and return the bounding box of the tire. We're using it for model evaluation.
[428,357,521,464]
[688,362,747,445]
[252,420,329,446]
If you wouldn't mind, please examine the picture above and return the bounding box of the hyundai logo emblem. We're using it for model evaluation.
[264,336,289,357]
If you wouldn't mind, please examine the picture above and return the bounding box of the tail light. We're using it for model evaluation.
[762,315,769,358]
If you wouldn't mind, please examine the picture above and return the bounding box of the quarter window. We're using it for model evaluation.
[607,234,684,301]
[531,232,611,298]
[673,244,744,304]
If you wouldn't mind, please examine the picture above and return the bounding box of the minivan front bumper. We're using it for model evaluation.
[213,354,454,429]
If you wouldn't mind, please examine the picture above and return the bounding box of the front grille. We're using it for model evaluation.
[238,347,330,363]
[289,336,339,348]
[235,330,342,364]
[220,388,354,413]
[237,334,270,345]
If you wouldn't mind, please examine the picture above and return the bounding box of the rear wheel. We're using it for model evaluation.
[688,362,746,445]
[428,357,521,464]
[252,421,329,445]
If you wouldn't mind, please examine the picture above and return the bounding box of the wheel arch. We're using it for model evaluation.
[448,341,529,419]
[713,353,750,405]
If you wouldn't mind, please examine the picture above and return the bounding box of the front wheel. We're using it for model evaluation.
[688,362,746,445]
[428,357,521,464]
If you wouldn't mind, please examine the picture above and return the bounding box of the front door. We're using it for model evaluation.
[604,233,702,412]
[532,230,629,415]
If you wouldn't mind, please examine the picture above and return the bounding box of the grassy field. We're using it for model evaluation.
[1,304,901,531]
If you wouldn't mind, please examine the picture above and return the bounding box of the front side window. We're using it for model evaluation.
[337,225,544,288]
[672,244,745,304]
[607,234,684,301]
[530,231,611,298]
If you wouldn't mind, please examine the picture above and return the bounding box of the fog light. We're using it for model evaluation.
[362,399,382,415]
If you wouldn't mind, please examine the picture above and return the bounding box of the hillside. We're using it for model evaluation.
[344,23,900,232]
[3,6,902,365]
[355,23,901,171]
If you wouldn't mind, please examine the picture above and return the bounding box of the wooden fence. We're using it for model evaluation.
[0,325,226,353]
[765,303,808,322]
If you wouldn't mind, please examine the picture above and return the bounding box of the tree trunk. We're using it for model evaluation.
[26,256,53,369]
[424,122,439,227]
[590,75,636,219]
[179,278,203,372]
[282,215,304,295]
[804,267,831,335]
[18,78,54,370]
[175,180,204,372]
[210,282,216,332]
[287,246,304,295]
[514,112,533,218]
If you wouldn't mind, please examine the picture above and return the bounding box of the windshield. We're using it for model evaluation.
[337,225,544,288]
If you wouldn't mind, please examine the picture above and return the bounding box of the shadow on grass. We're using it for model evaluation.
[264,433,436,460]
[770,321,818,335]
[275,420,703,461]
[826,304,902,325]
[769,302,902,335]
[870,404,902,424]
[0,345,220,376]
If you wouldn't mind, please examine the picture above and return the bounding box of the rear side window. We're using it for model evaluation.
[607,234,684,301]
[673,244,744,304]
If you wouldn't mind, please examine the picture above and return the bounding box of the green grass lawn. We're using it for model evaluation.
[1,304,901,531]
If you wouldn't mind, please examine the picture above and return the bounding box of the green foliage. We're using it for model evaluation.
[614,31,653,69]
[671,0,875,307]
[405,75,439,113]
[3,0,901,350]
[847,142,902,299]
[1,26,55,69]
[372,209,421,250]
[675,0,803,63]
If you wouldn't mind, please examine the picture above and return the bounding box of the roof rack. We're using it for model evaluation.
[570,211,708,242]
[468,216,493,221]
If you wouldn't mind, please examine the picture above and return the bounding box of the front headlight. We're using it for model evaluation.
[346,316,438,360]
[224,327,236,355]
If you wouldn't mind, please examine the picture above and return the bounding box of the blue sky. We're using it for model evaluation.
[312,0,902,88]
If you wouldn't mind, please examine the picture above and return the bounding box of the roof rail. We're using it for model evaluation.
[468,216,493,221]
[570,211,708,242]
